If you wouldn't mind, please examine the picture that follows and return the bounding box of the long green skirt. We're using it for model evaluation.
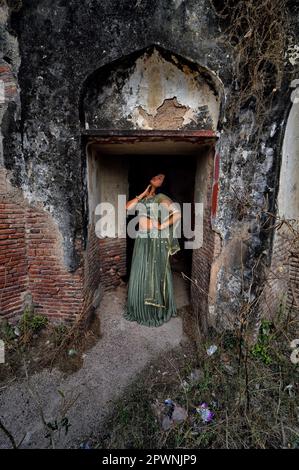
[123,228,180,327]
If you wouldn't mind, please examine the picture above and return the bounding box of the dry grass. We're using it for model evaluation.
[0,312,101,384]
[93,304,298,449]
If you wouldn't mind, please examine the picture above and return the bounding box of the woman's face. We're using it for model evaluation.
[150,174,165,188]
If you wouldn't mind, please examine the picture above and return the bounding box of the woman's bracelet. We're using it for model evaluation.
[135,195,142,201]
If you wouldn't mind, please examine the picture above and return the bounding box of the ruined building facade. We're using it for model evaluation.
[0,0,298,339]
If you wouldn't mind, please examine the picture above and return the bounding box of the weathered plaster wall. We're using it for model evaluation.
[83,47,221,131]
[208,2,299,330]
[0,167,83,321]
[0,0,298,331]
[88,150,128,289]
[277,101,299,219]
[260,96,299,321]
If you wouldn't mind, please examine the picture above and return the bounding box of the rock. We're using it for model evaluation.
[207,345,218,356]
[14,326,20,337]
[79,439,93,449]
[162,415,172,431]
[92,286,104,309]
[151,399,164,421]
[181,380,189,389]
[220,353,230,363]
[68,349,77,357]
[223,364,235,375]
[172,405,188,423]
[188,368,204,383]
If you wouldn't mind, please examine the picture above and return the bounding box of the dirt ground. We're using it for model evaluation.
[0,274,191,448]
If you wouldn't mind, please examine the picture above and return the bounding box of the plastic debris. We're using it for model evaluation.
[164,399,175,417]
[188,368,204,383]
[172,405,188,423]
[161,399,188,429]
[284,384,295,397]
[207,345,218,356]
[196,402,215,423]
[79,439,93,449]
[164,398,174,406]
[162,415,172,431]
[14,326,20,337]
[68,348,77,357]
[181,380,189,389]
[210,400,218,409]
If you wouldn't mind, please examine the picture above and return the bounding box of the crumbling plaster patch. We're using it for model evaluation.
[84,47,220,131]
[122,48,219,130]
[133,97,195,130]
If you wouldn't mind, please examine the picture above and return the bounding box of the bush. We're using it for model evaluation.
[19,307,48,334]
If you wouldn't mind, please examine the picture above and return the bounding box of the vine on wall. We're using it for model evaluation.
[210,0,290,131]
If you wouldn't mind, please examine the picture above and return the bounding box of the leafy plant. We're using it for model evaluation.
[222,330,239,351]
[51,323,69,347]
[250,319,274,365]
[0,320,16,342]
[18,307,48,334]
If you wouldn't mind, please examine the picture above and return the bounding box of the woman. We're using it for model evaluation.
[123,173,182,327]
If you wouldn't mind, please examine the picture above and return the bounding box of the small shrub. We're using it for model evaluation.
[221,330,239,351]
[51,323,69,347]
[250,319,274,365]
[19,307,48,334]
[0,320,16,342]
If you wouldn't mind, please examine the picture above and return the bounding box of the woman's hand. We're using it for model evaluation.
[126,184,152,210]
[140,184,152,199]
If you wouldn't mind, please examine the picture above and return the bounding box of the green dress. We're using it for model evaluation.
[123,192,181,327]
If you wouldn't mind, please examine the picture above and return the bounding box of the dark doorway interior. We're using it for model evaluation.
[124,154,197,284]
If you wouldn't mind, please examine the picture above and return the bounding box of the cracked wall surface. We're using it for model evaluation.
[83,47,222,131]
[0,0,298,330]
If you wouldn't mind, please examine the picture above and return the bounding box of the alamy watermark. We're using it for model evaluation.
[0,80,5,105]
[94,197,204,249]
[290,78,299,104]
[0,340,4,364]
[290,339,299,365]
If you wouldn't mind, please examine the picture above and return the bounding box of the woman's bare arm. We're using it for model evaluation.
[126,184,152,211]
[126,196,143,211]
[158,199,181,229]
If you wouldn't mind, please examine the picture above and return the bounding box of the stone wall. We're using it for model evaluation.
[0,167,83,322]
[0,0,298,334]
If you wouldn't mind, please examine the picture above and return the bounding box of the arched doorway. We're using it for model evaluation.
[79,45,224,337]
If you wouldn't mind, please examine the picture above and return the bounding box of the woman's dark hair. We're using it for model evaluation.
[150,171,166,194]
[153,173,176,200]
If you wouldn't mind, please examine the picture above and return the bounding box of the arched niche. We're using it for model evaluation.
[80,45,223,131]
[277,100,299,219]
[263,96,299,319]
